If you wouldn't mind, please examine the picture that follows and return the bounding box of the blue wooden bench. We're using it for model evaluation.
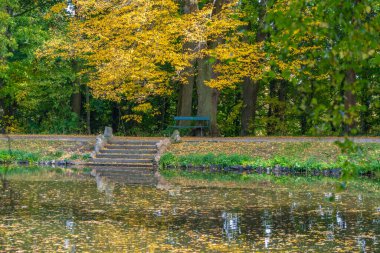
[170,116,210,136]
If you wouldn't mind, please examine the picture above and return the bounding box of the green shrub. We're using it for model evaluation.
[0,151,12,163]
[0,150,40,163]
[82,154,92,161]
[70,154,80,160]
[159,152,379,173]
[160,152,178,168]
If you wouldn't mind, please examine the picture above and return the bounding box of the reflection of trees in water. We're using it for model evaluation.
[0,173,379,252]
[357,237,367,253]
[261,209,272,249]
[64,218,76,253]
[64,238,76,253]
[222,212,240,241]
[336,211,347,229]
[0,173,18,212]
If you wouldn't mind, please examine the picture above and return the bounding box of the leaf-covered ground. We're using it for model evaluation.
[167,141,380,165]
[0,140,94,162]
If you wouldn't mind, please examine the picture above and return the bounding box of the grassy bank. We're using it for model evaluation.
[162,142,380,174]
[0,139,94,163]
[160,169,380,194]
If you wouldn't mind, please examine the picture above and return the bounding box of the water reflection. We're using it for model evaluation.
[90,166,160,204]
[0,167,379,252]
[90,167,157,187]
[336,211,347,229]
[262,209,272,249]
[222,212,240,241]
[357,237,366,253]
[92,171,115,204]
[66,219,75,231]
[64,238,76,253]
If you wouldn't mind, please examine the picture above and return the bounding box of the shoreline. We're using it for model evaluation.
[159,170,380,194]
[1,134,380,143]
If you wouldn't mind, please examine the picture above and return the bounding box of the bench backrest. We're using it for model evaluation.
[174,116,210,121]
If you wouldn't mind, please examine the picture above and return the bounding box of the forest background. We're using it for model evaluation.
[0,0,379,137]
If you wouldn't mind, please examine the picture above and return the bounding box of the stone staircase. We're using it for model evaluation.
[92,139,158,167]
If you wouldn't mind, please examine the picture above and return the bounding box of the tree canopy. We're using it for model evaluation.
[0,0,378,136]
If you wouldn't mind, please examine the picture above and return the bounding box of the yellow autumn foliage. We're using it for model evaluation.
[39,0,332,124]
[71,0,188,103]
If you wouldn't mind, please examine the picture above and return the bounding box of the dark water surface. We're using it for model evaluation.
[0,167,379,252]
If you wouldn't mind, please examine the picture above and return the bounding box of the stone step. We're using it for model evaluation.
[85,162,153,168]
[97,172,155,178]
[94,173,157,185]
[102,176,157,185]
[91,168,155,176]
[99,149,156,154]
[108,140,158,145]
[90,166,155,172]
[92,158,153,164]
[105,145,157,150]
[96,153,154,159]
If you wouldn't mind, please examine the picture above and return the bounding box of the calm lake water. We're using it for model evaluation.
[0,167,379,252]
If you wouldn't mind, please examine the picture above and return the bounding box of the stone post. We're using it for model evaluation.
[104,126,113,140]
[91,127,113,158]
[170,130,181,143]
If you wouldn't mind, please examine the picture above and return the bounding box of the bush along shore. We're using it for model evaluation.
[159,153,380,179]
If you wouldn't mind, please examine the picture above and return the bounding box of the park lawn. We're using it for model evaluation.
[163,141,380,173]
[0,139,94,163]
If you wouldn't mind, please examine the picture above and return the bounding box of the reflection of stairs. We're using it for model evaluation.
[92,139,158,167]
[91,167,158,186]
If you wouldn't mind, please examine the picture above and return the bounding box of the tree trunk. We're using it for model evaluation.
[240,0,266,136]
[343,69,356,134]
[0,78,4,115]
[85,85,91,134]
[194,0,231,136]
[300,83,314,135]
[71,60,81,119]
[71,93,81,117]
[266,81,276,135]
[182,0,198,14]
[266,80,287,135]
[196,56,219,136]
[177,0,198,126]
[241,78,259,136]
[111,103,119,133]
[360,83,370,134]
[0,78,5,134]
[177,66,195,126]
[277,80,287,123]
[161,97,167,131]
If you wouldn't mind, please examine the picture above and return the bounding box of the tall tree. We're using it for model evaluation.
[177,0,198,126]
[267,0,379,135]
[240,0,267,136]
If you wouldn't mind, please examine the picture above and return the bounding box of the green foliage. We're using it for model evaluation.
[160,151,379,174]
[0,0,378,141]
[0,148,64,163]
[0,150,39,162]
[81,153,91,161]
[70,154,80,160]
